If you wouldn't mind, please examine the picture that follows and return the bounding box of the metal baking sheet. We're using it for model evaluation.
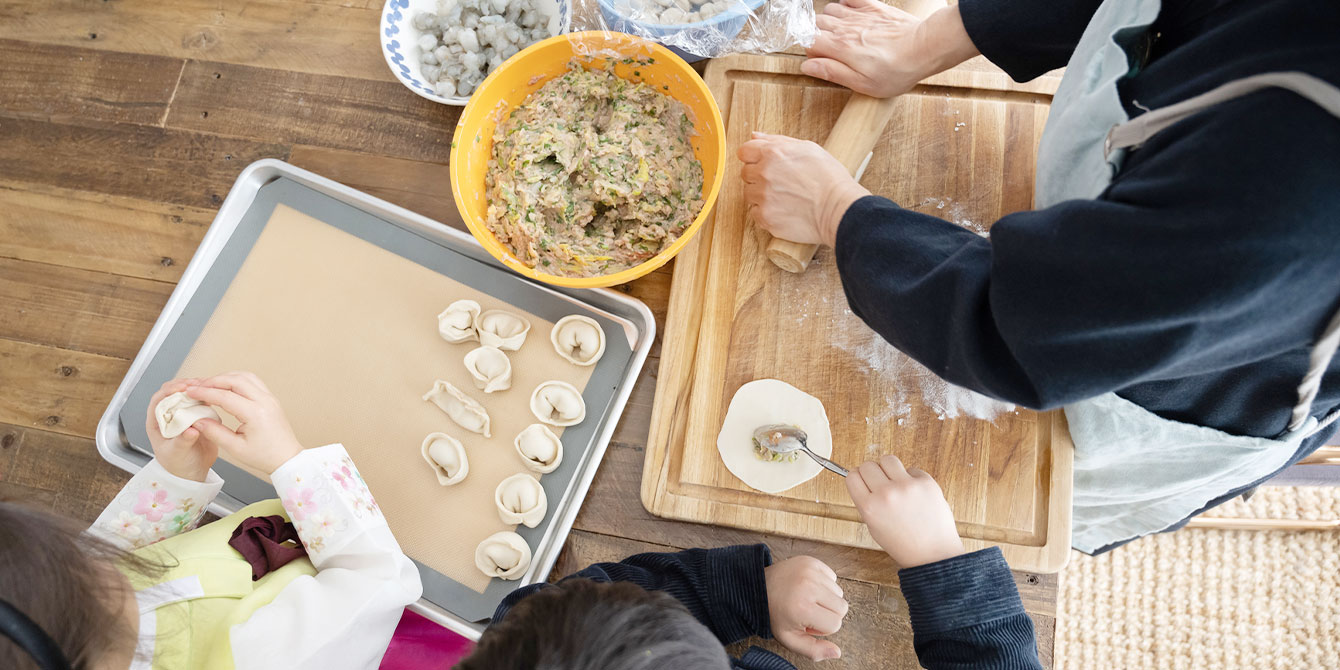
[95,159,655,637]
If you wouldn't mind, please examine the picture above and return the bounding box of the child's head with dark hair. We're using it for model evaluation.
[0,501,156,670]
[457,578,732,670]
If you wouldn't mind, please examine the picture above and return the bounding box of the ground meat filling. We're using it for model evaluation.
[485,64,704,278]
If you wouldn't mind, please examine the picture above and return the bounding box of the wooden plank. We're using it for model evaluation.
[0,39,183,128]
[0,0,393,82]
[0,117,288,209]
[0,339,127,438]
[288,146,462,225]
[0,258,173,360]
[165,62,460,164]
[0,422,129,523]
[0,180,213,282]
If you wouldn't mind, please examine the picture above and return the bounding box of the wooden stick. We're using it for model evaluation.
[765,0,947,273]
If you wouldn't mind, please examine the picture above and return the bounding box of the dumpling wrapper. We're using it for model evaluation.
[423,380,491,437]
[420,432,469,485]
[475,531,532,580]
[514,423,563,473]
[716,379,833,494]
[154,391,220,439]
[550,315,606,366]
[463,345,512,393]
[477,310,530,351]
[494,472,548,528]
[529,381,586,427]
[438,299,481,343]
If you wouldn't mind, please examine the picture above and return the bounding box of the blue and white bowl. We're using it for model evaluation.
[381,0,571,105]
[596,0,766,62]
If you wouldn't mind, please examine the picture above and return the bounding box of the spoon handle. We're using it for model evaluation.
[801,446,848,477]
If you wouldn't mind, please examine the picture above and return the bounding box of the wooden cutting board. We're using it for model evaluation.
[641,51,1074,573]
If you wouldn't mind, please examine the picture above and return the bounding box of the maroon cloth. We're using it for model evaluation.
[227,515,308,581]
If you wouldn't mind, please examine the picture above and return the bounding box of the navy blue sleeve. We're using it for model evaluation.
[957,0,1101,82]
[899,548,1042,670]
[834,89,1340,410]
[493,544,775,646]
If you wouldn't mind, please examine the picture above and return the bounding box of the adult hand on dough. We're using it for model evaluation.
[145,378,217,483]
[185,372,305,476]
[738,132,870,248]
[803,0,980,99]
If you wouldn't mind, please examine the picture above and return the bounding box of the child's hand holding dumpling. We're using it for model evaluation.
[184,371,305,476]
[145,377,218,482]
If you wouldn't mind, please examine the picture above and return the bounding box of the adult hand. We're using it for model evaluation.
[803,1,980,99]
[846,454,965,568]
[145,378,217,483]
[764,555,848,661]
[184,372,305,476]
[738,132,870,248]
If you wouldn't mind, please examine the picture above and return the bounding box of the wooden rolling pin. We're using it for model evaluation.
[765,0,946,273]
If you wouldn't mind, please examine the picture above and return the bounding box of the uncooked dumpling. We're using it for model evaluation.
[514,424,563,473]
[154,391,220,439]
[494,473,548,528]
[423,380,491,437]
[529,381,586,426]
[475,531,532,580]
[717,379,833,494]
[463,345,512,393]
[420,432,469,485]
[438,300,481,343]
[550,315,606,366]
[477,310,530,351]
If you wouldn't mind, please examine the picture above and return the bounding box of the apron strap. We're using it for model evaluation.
[1104,71,1340,157]
[1106,71,1340,435]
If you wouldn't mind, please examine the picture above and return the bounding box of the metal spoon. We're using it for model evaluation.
[752,424,848,477]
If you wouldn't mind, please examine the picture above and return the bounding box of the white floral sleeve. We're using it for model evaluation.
[231,444,422,670]
[88,459,223,550]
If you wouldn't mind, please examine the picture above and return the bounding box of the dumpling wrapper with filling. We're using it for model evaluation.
[154,391,220,439]
[514,423,563,473]
[420,432,469,485]
[716,379,833,494]
[463,345,512,393]
[529,381,586,426]
[423,380,491,437]
[475,531,532,580]
[494,472,548,528]
[550,315,606,366]
[438,299,481,343]
[477,310,530,351]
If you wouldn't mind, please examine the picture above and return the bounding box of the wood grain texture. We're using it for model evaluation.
[0,180,214,282]
[0,423,129,522]
[0,258,173,359]
[644,52,1073,573]
[0,39,184,127]
[0,0,392,82]
[165,62,460,163]
[0,338,127,438]
[0,117,288,209]
[288,146,464,225]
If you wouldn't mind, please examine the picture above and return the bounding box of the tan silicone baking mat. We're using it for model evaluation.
[173,202,595,594]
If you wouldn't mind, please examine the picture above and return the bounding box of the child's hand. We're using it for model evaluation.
[145,378,218,482]
[764,555,847,661]
[184,372,305,476]
[846,454,964,568]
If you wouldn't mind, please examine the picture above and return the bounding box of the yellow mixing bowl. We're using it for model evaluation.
[449,31,725,289]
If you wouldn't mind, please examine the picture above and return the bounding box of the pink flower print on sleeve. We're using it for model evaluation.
[283,488,317,521]
[333,465,354,490]
[133,489,176,522]
[114,511,144,540]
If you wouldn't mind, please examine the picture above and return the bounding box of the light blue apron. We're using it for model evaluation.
[1035,0,1340,553]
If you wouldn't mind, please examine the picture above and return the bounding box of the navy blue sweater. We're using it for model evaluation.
[490,545,1040,669]
[836,0,1340,541]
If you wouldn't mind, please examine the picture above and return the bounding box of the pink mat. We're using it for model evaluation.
[379,608,475,669]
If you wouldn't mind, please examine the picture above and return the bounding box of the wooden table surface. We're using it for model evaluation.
[0,2,1056,667]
